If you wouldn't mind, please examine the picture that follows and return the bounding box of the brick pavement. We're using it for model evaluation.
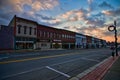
[80,56,119,80]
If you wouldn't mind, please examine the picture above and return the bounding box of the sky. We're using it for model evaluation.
[0,0,120,42]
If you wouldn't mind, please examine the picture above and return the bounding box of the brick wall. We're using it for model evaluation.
[0,25,14,50]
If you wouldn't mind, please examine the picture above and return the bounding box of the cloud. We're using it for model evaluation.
[35,14,54,20]
[76,26,118,42]
[87,0,98,12]
[0,0,59,11]
[102,8,120,16]
[38,8,89,26]
[54,8,107,29]
[63,26,77,32]
[46,18,62,25]
[57,8,88,22]
[85,17,105,27]
[31,0,59,11]
[35,13,63,26]
[99,1,114,9]
[0,0,59,25]
[77,26,104,37]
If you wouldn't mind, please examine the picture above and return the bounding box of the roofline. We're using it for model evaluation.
[16,16,37,24]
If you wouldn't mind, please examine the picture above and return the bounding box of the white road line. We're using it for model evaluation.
[46,66,71,78]
[1,67,44,79]
[1,58,81,79]
[81,57,100,62]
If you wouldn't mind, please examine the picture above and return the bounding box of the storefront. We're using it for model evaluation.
[52,39,62,49]
[36,39,51,49]
[62,43,75,49]
[16,41,34,49]
[15,37,36,49]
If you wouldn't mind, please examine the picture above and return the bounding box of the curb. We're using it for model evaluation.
[69,53,119,80]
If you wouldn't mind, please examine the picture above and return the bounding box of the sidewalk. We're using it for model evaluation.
[70,52,120,80]
[102,56,120,80]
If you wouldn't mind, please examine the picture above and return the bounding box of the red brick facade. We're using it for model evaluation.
[37,24,75,49]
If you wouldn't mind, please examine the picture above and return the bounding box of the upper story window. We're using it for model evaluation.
[34,28,36,35]
[62,34,64,38]
[39,31,41,37]
[59,34,61,38]
[44,32,46,37]
[17,24,22,34]
[24,26,27,34]
[50,33,53,38]
[29,27,32,35]
[54,33,56,38]
[47,32,49,38]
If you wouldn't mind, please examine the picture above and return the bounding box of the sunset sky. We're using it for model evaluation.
[0,0,120,42]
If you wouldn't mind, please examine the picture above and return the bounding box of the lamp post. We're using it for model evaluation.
[108,21,118,56]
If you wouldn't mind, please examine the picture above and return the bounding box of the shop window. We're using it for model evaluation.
[41,43,47,47]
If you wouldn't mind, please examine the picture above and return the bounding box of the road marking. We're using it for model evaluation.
[0,52,82,64]
[46,66,71,78]
[0,53,74,64]
[1,58,81,79]
[1,67,44,79]
[81,57,100,62]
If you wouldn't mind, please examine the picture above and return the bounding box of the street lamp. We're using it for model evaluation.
[108,21,118,56]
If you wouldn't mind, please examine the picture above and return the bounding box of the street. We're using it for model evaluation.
[0,48,111,80]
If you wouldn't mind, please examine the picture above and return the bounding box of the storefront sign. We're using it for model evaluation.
[53,39,61,42]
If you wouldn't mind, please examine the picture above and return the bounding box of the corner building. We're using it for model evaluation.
[9,15,37,49]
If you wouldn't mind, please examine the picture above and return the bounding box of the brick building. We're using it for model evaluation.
[9,15,37,49]
[37,25,75,49]
[0,15,106,50]
[61,29,75,49]
[86,35,92,48]
[37,24,62,49]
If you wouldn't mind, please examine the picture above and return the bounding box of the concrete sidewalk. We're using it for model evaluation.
[102,56,120,80]
[70,52,120,80]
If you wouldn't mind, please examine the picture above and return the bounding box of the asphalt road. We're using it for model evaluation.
[0,48,111,80]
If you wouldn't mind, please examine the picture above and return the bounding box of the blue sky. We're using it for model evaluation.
[0,0,120,42]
